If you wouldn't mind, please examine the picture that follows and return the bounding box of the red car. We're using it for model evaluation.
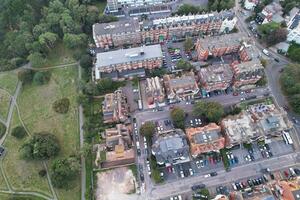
[233,92,239,96]
[284,170,289,178]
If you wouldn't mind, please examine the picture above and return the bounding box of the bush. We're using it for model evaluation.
[38,169,47,177]
[53,98,70,114]
[20,133,60,160]
[17,69,34,84]
[11,126,27,139]
[33,71,51,85]
[80,55,93,69]
[0,123,6,139]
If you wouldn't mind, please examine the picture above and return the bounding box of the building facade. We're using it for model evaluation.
[94,44,163,80]
[163,72,199,102]
[107,0,165,12]
[102,90,129,124]
[198,63,233,93]
[93,10,237,49]
[287,12,300,44]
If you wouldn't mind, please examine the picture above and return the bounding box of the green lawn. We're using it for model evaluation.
[0,168,8,190]
[17,66,80,200]
[0,89,11,120]
[0,193,45,200]
[43,43,76,68]
[2,109,52,196]
[0,71,18,94]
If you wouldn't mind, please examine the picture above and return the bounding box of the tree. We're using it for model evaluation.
[183,37,194,52]
[17,69,34,84]
[0,122,6,139]
[265,28,288,46]
[63,33,87,49]
[287,42,300,62]
[175,4,204,15]
[51,156,80,188]
[27,52,45,68]
[20,133,60,160]
[170,107,185,129]
[53,98,70,114]
[176,59,194,71]
[98,15,118,23]
[80,54,92,69]
[38,32,58,49]
[140,122,155,139]
[290,94,300,114]
[38,169,47,177]
[193,101,224,122]
[33,71,51,85]
[11,126,27,139]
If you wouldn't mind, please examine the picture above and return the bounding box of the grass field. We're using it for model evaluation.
[0,168,8,190]
[0,71,18,94]
[0,193,45,200]
[17,66,80,200]
[0,89,11,120]
[43,43,76,68]
[2,110,52,196]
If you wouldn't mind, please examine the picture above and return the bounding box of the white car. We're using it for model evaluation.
[144,142,148,149]
[204,174,211,178]
[196,161,201,168]
[180,170,184,178]
[200,160,204,168]
[189,168,194,176]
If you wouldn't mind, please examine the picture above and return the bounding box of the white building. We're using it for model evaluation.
[287,12,300,44]
[220,17,238,33]
[107,0,164,12]
[244,0,259,10]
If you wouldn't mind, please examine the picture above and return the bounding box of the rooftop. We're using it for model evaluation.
[199,63,233,84]
[233,59,264,73]
[197,33,245,50]
[93,18,140,36]
[95,44,162,68]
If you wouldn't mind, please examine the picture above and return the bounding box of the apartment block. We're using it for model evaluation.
[185,123,225,158]
[163,72,199,102]
[102,90,129,124]
[256,2,283,24]
[145,76,165,106]
[93,18,141,49]
[151,129,190,165]
[196,33,244,61]
[107,0,164,12]
[94,44,163,81]
[221,112,263,147]
[104,124,134,162]
[93,10,237,49]
[231,59,264,88]
[287,11,300,44]
[198,63,233,93]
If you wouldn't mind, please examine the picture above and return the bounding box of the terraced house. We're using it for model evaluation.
[93,10,237,49]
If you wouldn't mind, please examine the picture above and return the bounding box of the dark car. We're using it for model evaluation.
[140,173,144,182]
[0,147,4,156]
[191,184,206,191]
[210,172,218,176]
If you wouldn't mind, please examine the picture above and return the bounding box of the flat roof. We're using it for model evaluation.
[95,44,162,68]
[197,33,245,50]
[199,63,233,83]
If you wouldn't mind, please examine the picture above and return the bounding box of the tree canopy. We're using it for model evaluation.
[53,98,70,114]
[140,122,156,139]
[20,133,60,160]
[176,59,194,71]
[11,126,27,139]
[170,107,185,129]
[258,22,287,46]
[183,37,194,52]
[193,101,224,123]
[287,42,300,63]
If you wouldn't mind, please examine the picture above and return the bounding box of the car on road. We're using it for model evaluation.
[191,184,206,191]
[140,173,144,182]
[274,58,280,62]
[292,117,299,124]
[210,172,218,176]
[262,49,269,56]
[204,173,211,178]
[180,170,184,178]
[189,168,194,176]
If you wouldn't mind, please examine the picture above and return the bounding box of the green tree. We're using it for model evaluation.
[140,122,155,139]
[51,156,80,188]
[63,33,87,49]
[193,101,224,122]
[184,37,194,52]
[290,94,300,114]
[38,32,58,49]
[20,133,60,160]
[17,69,34,84]
[27,52,45,68]
[170,107,185,129]
[176,59,194,71]
[80,54,92,69]
[287,42,300,62]
[98,15,118,23]
[11,126,27,139]
[33,71,51,85]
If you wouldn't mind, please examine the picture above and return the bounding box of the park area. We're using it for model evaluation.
[0,66,81,199]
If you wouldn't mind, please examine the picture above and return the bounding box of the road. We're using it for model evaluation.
[78,65,86,200]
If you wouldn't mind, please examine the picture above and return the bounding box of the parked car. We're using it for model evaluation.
[191,184,206,191]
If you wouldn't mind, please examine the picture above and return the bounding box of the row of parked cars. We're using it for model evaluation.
[232,175,268,191]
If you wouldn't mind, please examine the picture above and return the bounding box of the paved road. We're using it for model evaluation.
[78,65,86,200]
[0,82,22,145]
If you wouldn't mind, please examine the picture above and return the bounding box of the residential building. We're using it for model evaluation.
[93,18,141,49]
[104,124,134,162]
[256,2,283,24]
[163,72,199,102]
[107,0,165,12]
[93,10,237,49]
[145,76,165,106]
[231,59,264,88]
[151,129,190,165]
[196,33,244,61]
[287,11,300,44]
[221,112,263,147]
[247,103,293,137]
[94,44,163,81]
[275,42,290,55]
[244,0,259,10]
[185,123,225,158]
[102,90,129,124]
[198,63,233,93]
